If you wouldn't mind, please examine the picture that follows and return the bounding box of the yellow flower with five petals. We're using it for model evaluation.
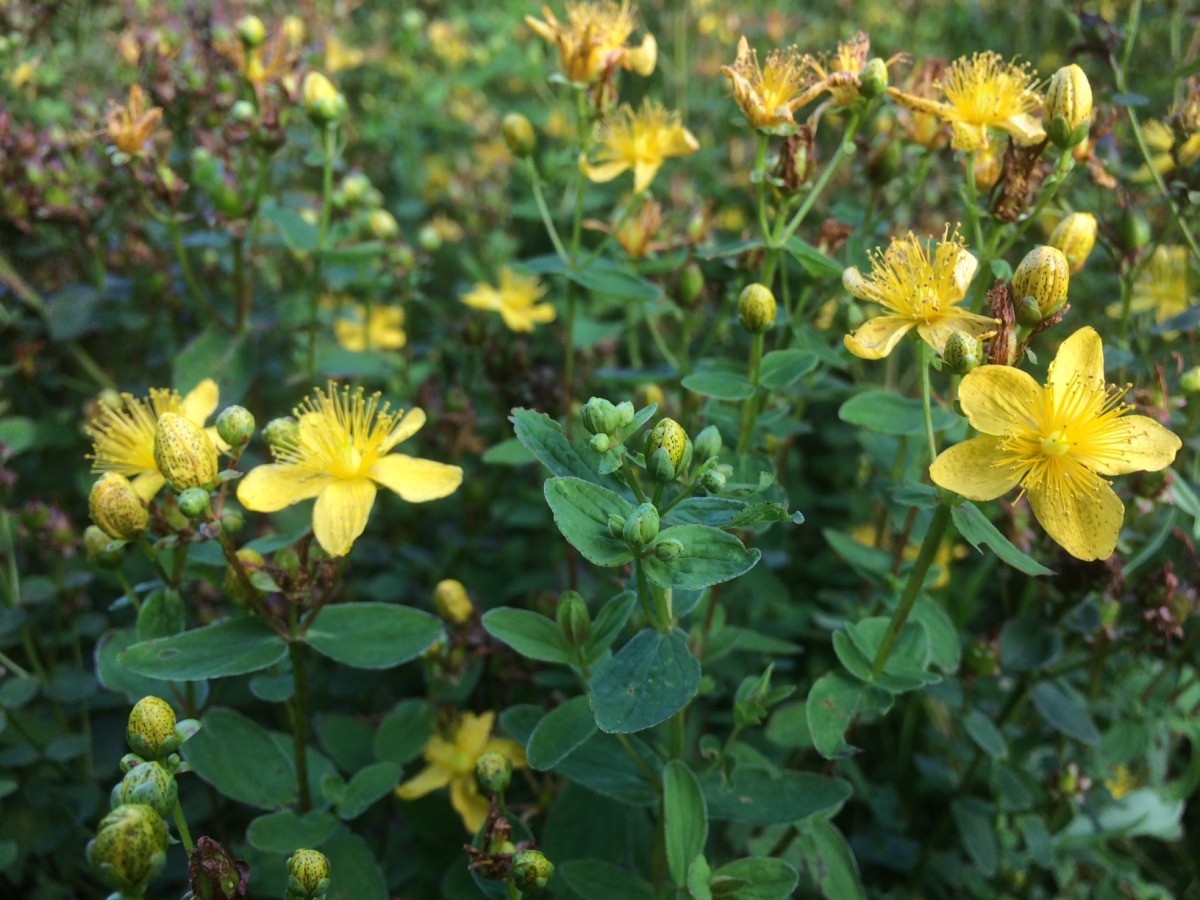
[237,384,462,557]
[395,711,526,833]
[930,327,1181,561]
[719,37,822,129]
[580,100,698,194]
[462,268,557,333]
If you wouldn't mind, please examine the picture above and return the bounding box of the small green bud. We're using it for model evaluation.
[177,487,211,520]
[1182,366,1200,394]
[225,549,265,607]
[237,15,266,48]
[127,696,179,759]
[111,761,178,818]
[286,849,330,900]
[87,804,169,894]
[622,502,660,545]
[367,208,400,241]
[511,850,554,892]
[942,332,980,375]
[615,401,635,428]
[221,508,244,535]
[474,750,514,796]
[216,405,256,447]
[1016,295,1044,328]
[341,172,372,204]
[738,283,777,333]
[1117,209,1152,253]
[700,469,726,493]
[417,224,442,252]
[502,112,536,157]
[263,417,300,450]
[692,425,722,462]
[230,100,257,124]
[676,261,705,306]
[654,539,684,561]
[580,397,621,436]
[589,433,611,453]
[556,590,591,647]
[859,58,889,99]
[275,545,301,578]
[302,72,345,125]
[607,514,627,539]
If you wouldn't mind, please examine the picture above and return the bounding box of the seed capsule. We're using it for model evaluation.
[89,473,149,541]
[154,412,219,491]
[216,405,255,447]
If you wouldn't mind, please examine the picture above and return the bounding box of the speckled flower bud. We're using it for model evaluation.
[154,412,219,491]
[556,591,591,647]
[859,58,889,99]
[654,538,684,561]
[738,283,777,334]
[580,397,621,436]
[302,72,345,125]
[474,750,514,796]
[237,15,266,48]
[1011,245,1070,318]
[178,487,212,520]
[286,849,330,900]
[1047,213,1097,275]
[87,804,169,893]
[1045,64,1092,148]
[85,524,126,568]
[502,113,536,158]
[622,502,660,545]
[225,548,265,607]
[128,696,179,759]
[511,850,554,891]
[216,405,256,448]
[700,469,726,493]
[89,473,149,541]
[111,761,178,818]
[645,418,688,472]
[692,425,722,462]
[434,579,473,625]
[367,208,399,241]
[1182,366,1200,394]
[943,332,980,375]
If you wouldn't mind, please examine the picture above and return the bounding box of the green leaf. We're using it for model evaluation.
[315,714,376,774]
[797,820,865,900]
[302,603,443,669]
[712,857,799,900]
[998,615,1063,672]
[46,284,102,340]
[0,840,16,872]
[527,696,597,770]
[510,408,628,493]
[963,709,1008,760]
[482,608,577,665]
[95,629,204,706]
[725,503,804,529]
[951,798,998,876]
[783,236,844,278]
[664,760,708,887]
[261,203,319,251]
[909,598,960,673]
[841,617,938,692]
[322,828,387,900]
[589,628,700,734]
[119,618,287,681]
[517,253,661,302]
[375,699,436,764]
[249,674,293,702]
[952,501,1053,576]
[1019,814,1055,868]
[0,417,36,455]
[1029,681,1100,745]
[822,529,893,582]
[643,526,761,590]
[246,809,338,854]
[662,497,751,528]
[681,371,756,400]
[838,390,958,436]
[481,438,535,466]
[758,350,819,390]
[0,676,38,710]
[174,326,253,406]
[136,588,185,642]
[704,769,852,825]
[806,670,892,759]
[559,859,655,900]
[543,477,636,566]
[581,591,637,663]
[337,761,401,820]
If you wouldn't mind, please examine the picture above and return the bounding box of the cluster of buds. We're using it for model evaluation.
[286,849,330,900]
[463,798,554,892]
[580,396,636,454]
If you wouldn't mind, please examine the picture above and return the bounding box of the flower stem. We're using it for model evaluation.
[961,152,984,252]
[172,801,195,855]
[306,124,337,378]
[918,341,938,464]
[288,608,313,811]
[870,501,952,677]
[563,87,592,431]
[777,110,864,247]
[170,217,234,332]
[736,333,764,454]
[525,158,569,263]
[506,882,522,900]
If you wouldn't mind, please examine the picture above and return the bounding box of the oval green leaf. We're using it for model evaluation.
[303,603,443,670]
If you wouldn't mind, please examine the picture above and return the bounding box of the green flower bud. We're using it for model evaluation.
[230,100,257,124]
[1117,209,1151,253]
[589,433,612,453]
[128,696,179,759]
[237,15,267,48]
[87,804,169,894]
[622,502,660,545]
[676,261,705,307]
[341,172,372,204]
[511,850,554,892]
[859,58,889,99]
[303,72,346,125]
[963,641,999,677]
[580,397,621,436]
[1011,245,1069,317]
[417,224,442,252]
[647,448,677,483]
[692,425,722,463]
[155,412,220,491]
[286,849,330,900]
[263,417,300,451]
[216,405,256,448]
[654,538,684,561]
[1182,366,1200,394]
[434,579,473,625]
[615,401,636,428]
[178,487,212,520]
[700,469,726,493]
[111,761,178,818]
[502,112,536,157]
[89,473,149,541]
[367,208,400,241]
[1016,296,1043,328]
[645,418,688,474]
[607,514,627,538]
[1045,64,1092,148]
[474,750,514,796]
[738,283,777,333]
[1047,213,1097,275]
[942,332,980,375]
[225,549,265,607]
[221,508,245,535]
[275,545,301,578]
[84,524,125,568]
[556,590,591,647]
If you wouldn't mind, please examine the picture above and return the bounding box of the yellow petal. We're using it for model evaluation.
[580,157,630,184]
[131,471,166,502]
[664,126,700,158]
[998,113,1047,146]
[951,249,979,302]
[462,284,503,312]
[311,477,377,557]
[843,316,916,360]
[930,436,1022,501]
[524,15,556,43]
[1087,415,1181,476]
[958,365,1042,436]
[205,426,231,454]
[500,308,536,332]
[369,454,463,503]
[483,738,528,770]
[237,464,329,512]
[627,34,657,76]
[842,266,871,300]
[381,408,427,454]
[456,711,496,758]
[1026,467,1124,561]
[916,310,998,356]
[1048,326,1103,393]
[450,776,490,834]
[633,159,662,194]
[181,379,220,425]
[395,764,453,800]
[886,87,947,118]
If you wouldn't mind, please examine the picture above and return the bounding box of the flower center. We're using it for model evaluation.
[1040,430,1070,456]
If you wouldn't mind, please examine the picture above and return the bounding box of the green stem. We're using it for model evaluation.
[307,124,337,377]
[736,333,764,454]
[172,801,195,854]
[870,502,952,677]
[669,708,685,760]
[136,537,173,585]
[962,152,984,252]
[777,111,864,247]
[918,341,938,464]
[1141,621,1200,703]
[289,630,313,812]
[506,882,522,900]
[525,158,569,263]
[170,218,234,332]
[0,648,31,679]
[753,132,771,238]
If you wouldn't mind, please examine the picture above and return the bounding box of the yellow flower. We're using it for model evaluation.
[8,57,40,90]
[720,37,822,129]
[580,100,699,194]
[1104,765,1138,800]
[106,85,164,156]
[1113,246,1195,326]
[333,304,407,352]
[462,268,556,333]
[87,380,222,502]
[930,327,1181,561]
[849,523,963,588]
[889,52,1044,152]
[325,35,365,73]
[806,31,875,108]
[1133,120,1200,182]
[395,711,526,833]
[525,1,656,84]
[842,229,997,360]
[237,385,463,558]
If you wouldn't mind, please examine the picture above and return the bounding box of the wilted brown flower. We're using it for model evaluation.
[106,85,163,156]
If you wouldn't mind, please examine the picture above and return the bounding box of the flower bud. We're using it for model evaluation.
[1016,296,1043,328]
[502,112,536,158]
[230,100,257,124]
[128,696,178,759]
[286,849,330,900]
[644,418,688,480]
[275,545,301,579]
[556,590,591,647]
[692,425,722,463]
[87,804,169,894]
[622,502,660,545]
[1047,212,1097,275]
[111,761,178,818]
[580,397,621,436]
[615,401,635,428]
[417,224,442,252]
[511,850,554,892]
[589,433,612,453]
[237,15,267,48]
[434,579,473,625]
[154,412,220,491]
[1116,209,1151,254]
[943,332,980,375]
[178,487,212,520]
[638,383,665,410]
[474,750,514,796]
[216,406,256,448]
[89,473,149,541]
[221,508,245,535]
[84,524,125,568]
[607,514,627,538]
[654,538,684,562]
[1011,245,1070,318]
[859,58,889,99]
[1045,64,1092,149]
[302,72,345,125]
[282,16,306,49]
[676,261,705,307]
[700,469,726,493]
[263,417,300,450]
[367,208,399,241]
[225,549,265,607]
[738,283,777,333]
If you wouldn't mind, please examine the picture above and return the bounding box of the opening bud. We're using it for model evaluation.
[859,58,889,99]
[511,850,555,892]
[263,417,300,451]
[700,469,726,493]
[676,260,705,307]
[942,331,980,375]
[644,418,688,477]
[216,405,256,447]
[127,696,178,759]
[502,112,536,157]
[286,849,331,900]
[580,397,621,436]
[87,804,169,894]
[474,750,514,796]
[178,487,212,520]
[1011,245,1069,318]
[622,502,660,545]
[302,72,346,125]
[111,761,178,818]
[367,208,400,241]
[434,579,474,625]
[237,15,267,48]
[556,590,591,647]
[654,538,684,561]
[607,514,627,539]
[84,525,126,568]
[225,549,265,607]
[231,100,257,124]
[1047,212,1097,275]
[1045,64,1092,148]
[589,433,611,453]
[692,424,722,463]
[738,283,777,333]
[1182,366,1200,394]
[154,412,220,491]
[89,473,149,541]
